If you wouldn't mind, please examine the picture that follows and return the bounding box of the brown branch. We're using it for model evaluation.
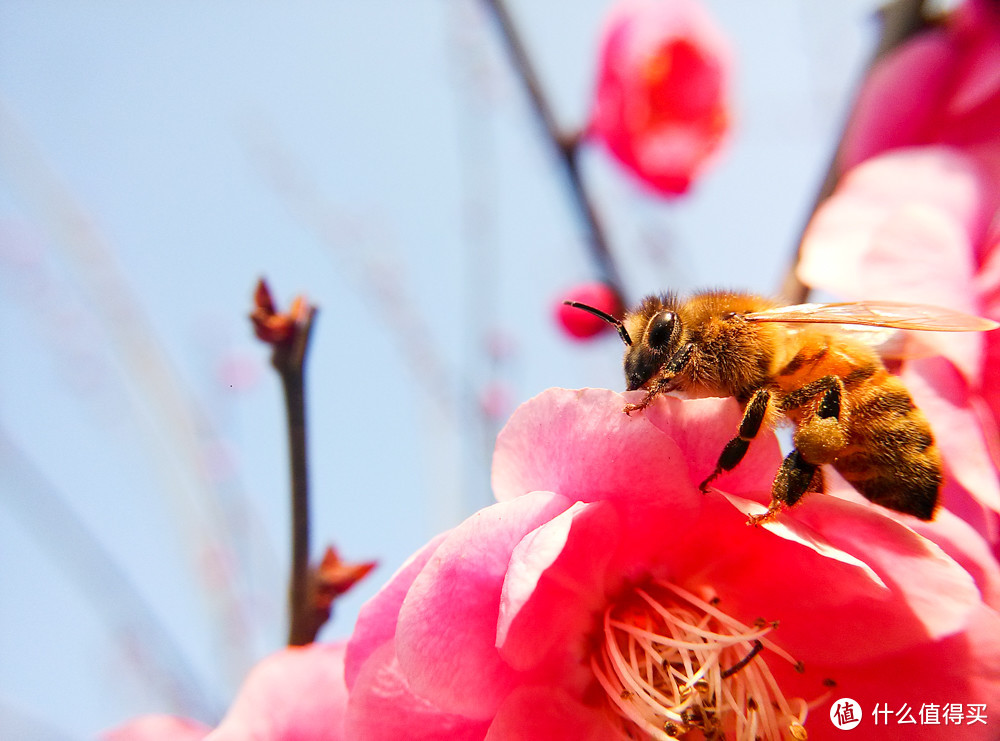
[481,0,625,299]
[780,0,931,304]
[276,326,316,646]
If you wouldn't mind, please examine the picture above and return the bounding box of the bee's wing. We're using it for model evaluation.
[745,301,999,332]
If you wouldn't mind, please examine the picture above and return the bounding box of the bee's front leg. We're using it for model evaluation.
[700,388,773,492]
[623,379,670,416]
[624,343,694,416]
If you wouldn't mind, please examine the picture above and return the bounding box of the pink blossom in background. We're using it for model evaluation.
[798,147,1000,549]
[344,388,1000,740]
[554,282,624,340]
[102,715,211,741]
[103,642,349,741]
[839,0,1000,219]
[588,0,732,196]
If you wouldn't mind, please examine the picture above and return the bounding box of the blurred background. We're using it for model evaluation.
[0,1,881,737]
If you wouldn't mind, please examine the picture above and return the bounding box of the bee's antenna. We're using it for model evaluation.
[563,301,632,346]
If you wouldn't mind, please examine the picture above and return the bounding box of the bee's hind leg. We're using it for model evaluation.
[790,376,849,467]
[700,388,773,492]
[750,376,845,525]
[749,451,826,525]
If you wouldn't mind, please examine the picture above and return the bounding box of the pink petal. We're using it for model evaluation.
[708,493,980,665]
[798,147,988,381]
[395,491,573,718]
[806,605,1000,741]
[207,643,349,741]
[588,0,732,196]
[770,495,980,636]
[901,358,1000,514]
[345,642,489,741]
[909,508,1000,611]
[801,148,986,294]
[496,501,617,682]
[102,716,211,741]
[345,531,449,689]
[839,32,953,171]
[635,392,783,499]
[484,686,620,740]
[949,0,1000,117]
[493,388,772,511]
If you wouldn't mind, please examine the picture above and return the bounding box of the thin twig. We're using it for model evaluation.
[250,281,322,645]
[780,0,930,303]
[276,320,317,646]
[481,0,625,299]
[274,310,319,646]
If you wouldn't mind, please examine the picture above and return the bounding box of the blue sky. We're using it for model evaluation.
[0,1,878,736]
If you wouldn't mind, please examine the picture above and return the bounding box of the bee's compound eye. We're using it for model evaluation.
[646,311,677,350]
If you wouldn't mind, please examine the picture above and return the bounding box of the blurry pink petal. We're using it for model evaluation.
[839,32,953,171]
[798,147,988,381]
[395,491,573,717]
[102,716,210,741]
[982,331,1000,453]
[839,0,1000,221]
[902,357,1000,514]
[345,642,489,741]
[555,282,624,340]
[950,1,1000,114]
[977,237,1000,442]
[478,381,513,420]
[589,0,732,195]
[206,643,348,741]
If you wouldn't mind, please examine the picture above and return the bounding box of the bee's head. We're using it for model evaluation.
[563,294,688,391]
[621,295,686,391]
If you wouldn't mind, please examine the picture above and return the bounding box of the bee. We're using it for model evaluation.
[565,291,998,524]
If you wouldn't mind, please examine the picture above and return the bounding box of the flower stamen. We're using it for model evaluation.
[593,581,820,740]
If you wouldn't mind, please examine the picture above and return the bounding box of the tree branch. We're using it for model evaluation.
[250,280,322,645]
[482,0,625,299]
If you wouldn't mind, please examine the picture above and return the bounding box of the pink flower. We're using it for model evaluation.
[102,716,211,741]
[588,0,732,196]
[555,282,624,340]
[798,147,1000,549]
[207,642,348,740]
[345,388,1000,740]
[839,0,1000,217]
[103,642,349,741]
